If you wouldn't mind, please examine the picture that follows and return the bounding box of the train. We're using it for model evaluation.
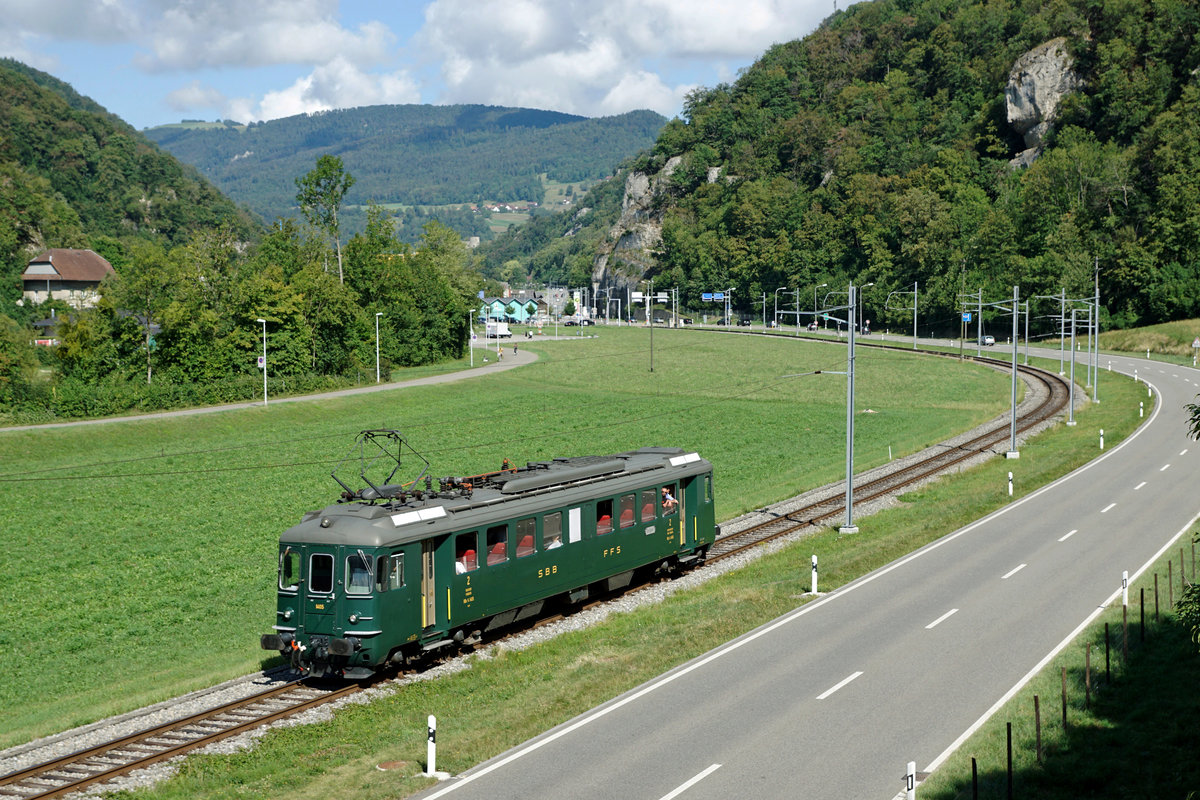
[261,430,718,678]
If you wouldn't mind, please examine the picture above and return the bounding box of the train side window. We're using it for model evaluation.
[279,547,300,591]
[377,553,403,591]
[596,499,613,535]
[456,532,478,574]
[309,553,334,594]
[486,524,508,565]
[619,494,636,528]
[516,517,536,558]
[705,474,713,502]
[639,490,656,522]
[346,553,372,595]
[662,484,679,515]
[544,511,563,549]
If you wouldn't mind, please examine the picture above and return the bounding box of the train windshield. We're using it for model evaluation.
[346,553,373,595]
[278,547,301,591]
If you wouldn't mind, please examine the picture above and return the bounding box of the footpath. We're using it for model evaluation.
[1,340,542,433]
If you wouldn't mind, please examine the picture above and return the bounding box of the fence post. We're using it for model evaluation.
[1061,667,1068,726]
[1006,723,1014,800]
[1034,695,1042,763]
[1085,643,1091,710]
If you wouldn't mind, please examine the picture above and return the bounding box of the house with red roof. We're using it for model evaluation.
[21,249,115,309]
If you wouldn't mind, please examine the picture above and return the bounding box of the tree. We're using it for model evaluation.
[295,155,356,283]
[102,240,175,384]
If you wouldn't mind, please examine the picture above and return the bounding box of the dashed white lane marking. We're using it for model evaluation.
[659,764,722,800]
[1101,502,1117,512]
[926,609,959,629]
[1059,529,1078,542]
[1134,481,1146,490]
[1160,464,1170,472]
[1002,564,1027,580]
[817,671,863,700]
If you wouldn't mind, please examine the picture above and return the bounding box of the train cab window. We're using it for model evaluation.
[456,533,479,574]
[279,547,301,591]
[486,524,508,566]
[377,553,403,591]
[661,484,679,515]
[639,490,657,522]
[309,554,334,594]
[346,553,372,595]
[544,511,563,549]
[619,494,636,528]
[596,499,613,535]
[516,518,536,558]
[705,474,713,502]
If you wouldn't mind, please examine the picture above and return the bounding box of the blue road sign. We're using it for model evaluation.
[963,312,972,322]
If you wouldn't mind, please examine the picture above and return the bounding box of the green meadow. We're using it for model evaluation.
[78,338,1148,800]
[0,328,1010,748]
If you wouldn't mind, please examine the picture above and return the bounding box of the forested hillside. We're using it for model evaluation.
[145,105,666,227]
[0,62,481,422]
[0,59,258,307]
[485,0,1200,333]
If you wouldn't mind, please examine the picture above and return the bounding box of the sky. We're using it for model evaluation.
[0,0,833,130]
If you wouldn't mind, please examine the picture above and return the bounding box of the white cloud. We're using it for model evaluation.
[0,0,142,42]
[417,0,828,117]
[255,57,420,121]
[137,0,394,71]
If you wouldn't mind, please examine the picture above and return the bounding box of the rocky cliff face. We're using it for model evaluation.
[590,156,680,294]
[1006,37,1083,167]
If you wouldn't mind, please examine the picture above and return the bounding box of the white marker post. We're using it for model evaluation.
[423,715,450,780]
[427,715,437,775]
[1122,570,1129,607]
[1100,429,1105,450]
[1008,471,1013,497]
[1140,402,1143,418]
[905,760,917,800]
[811,554,818,595]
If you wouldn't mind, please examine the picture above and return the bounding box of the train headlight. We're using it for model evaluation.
[283,608,293,620]
[349,613,359,623]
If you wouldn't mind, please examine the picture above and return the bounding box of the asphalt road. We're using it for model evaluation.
[414,349,1199,800]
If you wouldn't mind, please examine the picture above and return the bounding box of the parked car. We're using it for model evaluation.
[737,318,752,327]
[714,317,729,325]
[579,318,594,326]
[807,321,819,331]
[979,334,996,346]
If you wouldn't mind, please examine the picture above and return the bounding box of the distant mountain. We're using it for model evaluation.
[145,105,667,224]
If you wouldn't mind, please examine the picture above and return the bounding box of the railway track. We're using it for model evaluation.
[2,349,1070,798]
[708,354,1071,562]
[0,681,360,799]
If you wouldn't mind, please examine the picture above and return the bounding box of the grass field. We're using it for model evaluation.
[0,328,1011,748]
[87,341,1151,800]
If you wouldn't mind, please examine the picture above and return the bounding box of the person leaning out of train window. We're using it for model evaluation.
[661,487,678,513]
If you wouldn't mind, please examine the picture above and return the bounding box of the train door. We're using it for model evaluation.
[421,539,437,629]
[302,546,337,636]
[679,478,689,548]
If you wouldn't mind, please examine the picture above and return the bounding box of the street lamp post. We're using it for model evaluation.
[774,287,788,329]
[375,312,382,383]
[256,318,267,407]
[814,283,828,329]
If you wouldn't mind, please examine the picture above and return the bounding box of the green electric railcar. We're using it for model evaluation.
[261,431,717,678]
